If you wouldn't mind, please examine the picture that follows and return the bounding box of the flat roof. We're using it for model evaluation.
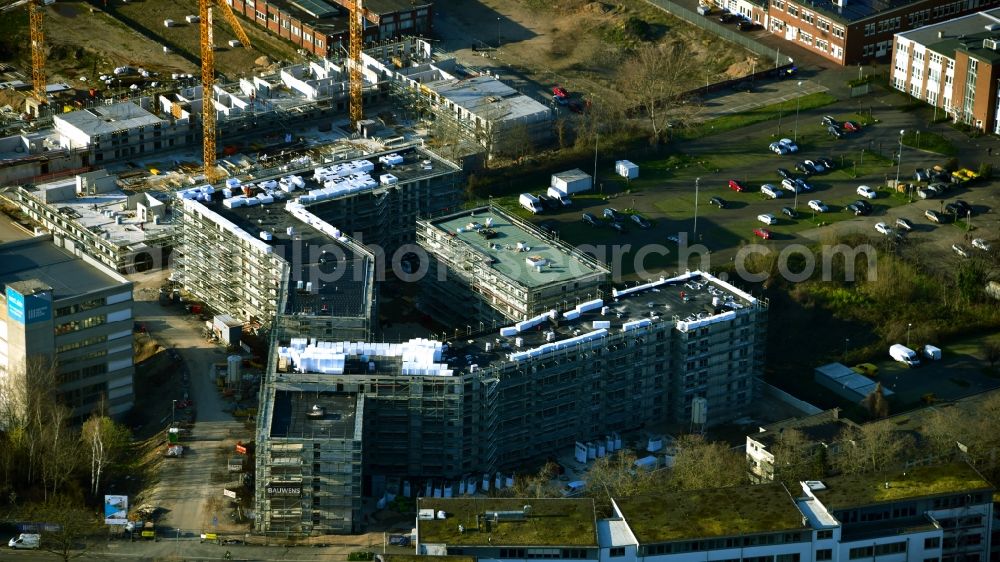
[54,102,165,137]
[752,410,856,448]
[0,237,125,300]
[418,498,597,547]
[383,556,475,562]
[269,390,358,439]
[792,0,925,24]
[201,195,371,318]
[898,9,1000,48]
[425,75,551,124]
[444,271,759,375]
[812,463,993,511]
[430,207,606,289]
[615,484,807,543]
[597,519,637,548]
[796,496,839,529]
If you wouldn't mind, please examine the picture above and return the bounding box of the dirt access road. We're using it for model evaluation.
[128,270,248,536]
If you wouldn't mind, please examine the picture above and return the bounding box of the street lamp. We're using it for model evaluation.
[907,323,912,348]
[896,129,905,195]
[171,399,177,425]
[794,81,803,142]
[694,177,700,237]
[497,17,501,49]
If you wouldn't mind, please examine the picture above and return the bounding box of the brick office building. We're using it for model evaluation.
[893,8,1000,132]
[766,0,1000,65]
[225,0,432,58]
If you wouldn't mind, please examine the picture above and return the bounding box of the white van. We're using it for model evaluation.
[889,344,920,367]
[9,534,40,549]
[519,193,544,214]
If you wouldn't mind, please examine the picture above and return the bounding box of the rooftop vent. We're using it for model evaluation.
[307,405,325,418]
[804,480,827,491]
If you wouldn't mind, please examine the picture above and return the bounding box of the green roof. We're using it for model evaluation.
[417,498,597,547]
[431,208,606,289]
[383,556,476,562]
[813,463,993,511]
[615,484,806,543]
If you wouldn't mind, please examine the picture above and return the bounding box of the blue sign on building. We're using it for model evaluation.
[5,287,51,325]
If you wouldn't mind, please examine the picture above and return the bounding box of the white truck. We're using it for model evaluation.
[889,344,921,367]
[519,193,544,214]
[546,187,572,206]
[9,533,40,549]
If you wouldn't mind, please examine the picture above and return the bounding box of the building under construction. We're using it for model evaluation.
[417,206,609,326]
[254,270,768,534]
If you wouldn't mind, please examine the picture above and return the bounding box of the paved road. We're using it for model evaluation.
[128,269,247,536]
[0,540,409,562]
[0,212,33,244]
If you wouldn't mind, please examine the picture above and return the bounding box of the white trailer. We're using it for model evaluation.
[551,169,593,194]
[889,344,921,367]
[923,344,942,360]
[615,160,639,179]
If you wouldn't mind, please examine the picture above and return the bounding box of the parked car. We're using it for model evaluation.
[804,159,826,174]
[781,206,798,219]
[816,157,835,169]
[854,200,873,213]
[924,184,944,196]
[972,238,991,251]
[795,161,814,175]
[852,363,879,377]
[537,194,561,211]
[757,213,778,225]
[795,178,813,191]
[808,199,828,213]
[552,86,569,98]
[610,222,627,234]
[842,121,860,132]
[582,212,600,227]
[781,179,801,193]
[778,138,799,152]
[952,244,970,258]
[728,179,746,192]
[769,142,790,155]
[925,209,943,223]
[719,12,738,22]
[953,200,973,215]
[915,188,934,200]
[709,196,727,208]
[603,208,626,222]
[895,217,913,231]
[929,182,950,193]
[753,227,772,240]
[846,203,866,216]
[874,222,893,235]
[821,115,839,127]
[856,185,877,199]
[777,168,793,180]
[630,213,652,229]
[737,20,760,31]
[760,184,783,198]
[914,168,931,182]
[828,125,843,139]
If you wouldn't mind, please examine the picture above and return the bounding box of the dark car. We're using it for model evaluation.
[817,157,834,169]
[914,168,931,182]
[954,199,972,214]
[582,212,600,227]
[610,222,627,234]
[719,12,738,22]
[630,213,652,229]
[946,201,972,217]
[781,206,798,218]
[828,125,843,139]
[538,220,559,235]
[710,196,727,208]
[777,168,793,180]
[737,20,759,31]
[854,199,873,213]
[795,161,815,175]
[537,194,561,211]
[821,115,839,127]
[603,208,627,222]
[846,201,872,216]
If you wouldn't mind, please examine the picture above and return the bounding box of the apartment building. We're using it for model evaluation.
[767,0,1000,65]
[414,463,993,562]
[257,388,364,534]
[747,409,858,482]
[0,236,135,420]
[226,0,432,58]
[254,270,769,534]
[893,9,1000,131]
[416,206,610,326]
[53,101,195,164]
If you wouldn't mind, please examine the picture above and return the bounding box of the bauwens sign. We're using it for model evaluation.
[266,483,302,497]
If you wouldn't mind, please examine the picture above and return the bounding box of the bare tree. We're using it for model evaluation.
[983,340,1000,370]
[617,42,699,144]
[24,495,103,562]
[40,404,80,500]
[502,121,534,164]
[834,422,913,475]
[861,383,890,419]
[671,434,747,490]
[81,413,131,496]
[504,461,562,498]
[583,450,664,516]
[771,428,824,486]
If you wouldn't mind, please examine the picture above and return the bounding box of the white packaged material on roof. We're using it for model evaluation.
[622,319,652,332]
[676,310,736,332]
[513,310,556,333]
[500,327,517,337]
[226,178,241,188]
[563,310,581,321]
[257,194,274,204]
[577,299,604,313]
[379,153,404,166]
[380,174,398,185]
[593,320,611,329]
[509,329,608,362]
[183,198,273,254]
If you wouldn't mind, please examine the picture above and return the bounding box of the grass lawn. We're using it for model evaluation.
[681,92,838,140]
[902,130,956,156]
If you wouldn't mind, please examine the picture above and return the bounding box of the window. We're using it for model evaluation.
[875,542,906,556]
[55,298,105,317]
[270,12,278,22]
[802,11,813,24]
[773,0,785,8]
[817,18,830,31]
[817,550,833,561]
[255,10,265,20]
[55,314,107,335]
[787,4,798,16]
[833,26,845,38]
[925,538,941,549]
[799,31,813,44]
[817,530,833,540]
[864,22,875,36]
[610,548,626,558]
[850,546,874,560]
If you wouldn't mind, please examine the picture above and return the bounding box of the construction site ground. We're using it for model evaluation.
[434,0,763,107]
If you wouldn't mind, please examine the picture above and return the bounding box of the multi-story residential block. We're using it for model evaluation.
[766,0,1000,65]
[416,206,610,326]
[227,0,432,59]
[893,8,1000,131]
[52,101,195,164]
[414,463,993,562]
[747,409,858,482]
[0,235,135,420]
[254,270,768,534]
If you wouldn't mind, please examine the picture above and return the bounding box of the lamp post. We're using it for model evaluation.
[497,17,501,49]
[694,177,700,237]
[171,399,177,425]
[794,81,803,142]
[907,323,912,348]
[896,129,905,196]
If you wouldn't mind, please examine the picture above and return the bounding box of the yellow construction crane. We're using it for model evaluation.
[1,0,47,104]
[200,0,251,184]
[342,0,380,128]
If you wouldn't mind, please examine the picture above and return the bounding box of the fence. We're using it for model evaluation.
[642,0,794,65]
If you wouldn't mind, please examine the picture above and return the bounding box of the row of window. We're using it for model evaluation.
[848,541,906,560]
[55,314,106,336]
[55,334,107,354]
[58,363,108,385]
[55,297,105,318]
[642,533,808,555]
[496,549,589,559]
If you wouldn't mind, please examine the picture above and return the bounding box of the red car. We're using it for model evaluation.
[753,227,772,240]
[552,86,569,98]
[728,179,746,192]
[842,121,860,132]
